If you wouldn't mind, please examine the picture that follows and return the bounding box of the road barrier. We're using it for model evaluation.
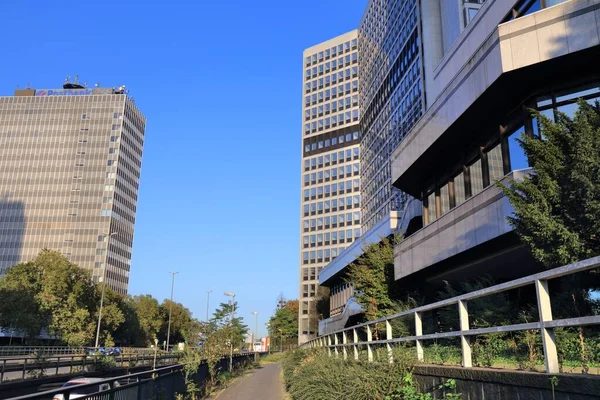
[305,255,600,374]
[0,353,181,383]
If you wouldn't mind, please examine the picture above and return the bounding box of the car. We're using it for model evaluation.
[52,378,110,400]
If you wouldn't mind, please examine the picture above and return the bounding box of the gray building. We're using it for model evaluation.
[300,31,361,344]
[0,83,146,294]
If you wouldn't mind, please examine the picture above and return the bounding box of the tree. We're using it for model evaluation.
[210,301,248,349]
[0,262,48,339]
[499,100,600,268]
[159,300,194,345]
[131,294,162,345]
[35,250,98,346]
[345,237,399,322]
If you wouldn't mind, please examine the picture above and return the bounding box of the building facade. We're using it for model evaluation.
[0,84,146,294]
[299,31,361,344]
[391,0,596,288]
[358,0,425,232]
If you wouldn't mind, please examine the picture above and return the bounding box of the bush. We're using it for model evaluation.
[282,347,459,400]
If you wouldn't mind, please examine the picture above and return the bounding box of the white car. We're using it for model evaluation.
[52,377,110,400]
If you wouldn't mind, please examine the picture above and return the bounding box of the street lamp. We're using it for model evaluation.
[206,290,212,322]
[267,323,271,354]
[94,232,117,349]
[224,292,235,372]
[278,328,283,353]
[251,311,258,355]
[165,272,179,352]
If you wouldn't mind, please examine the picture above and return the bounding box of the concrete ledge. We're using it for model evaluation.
[414,364,600,399]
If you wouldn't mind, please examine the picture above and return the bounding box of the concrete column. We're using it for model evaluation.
[458,300,472,368]
[386,320,393,364]
[415,312,424,362]
[366,325,373,362]
[536,279,559,374]
[353,328,359,361]
[342,330,348,360]
[333,333,339,358]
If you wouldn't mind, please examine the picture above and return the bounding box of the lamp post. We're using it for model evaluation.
[224,292,235,372]
[251,311,258,358]
[278,329,283,353]
[267,323,271,354]
[94,232,117,349]
[206,290,212,322]
[165,272,179,352]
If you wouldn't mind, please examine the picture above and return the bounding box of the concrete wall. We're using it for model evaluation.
[394,170,531,281]
[392,0,600,185]
[414,364,600,400]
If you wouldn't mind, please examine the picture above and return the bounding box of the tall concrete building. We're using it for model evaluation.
[0,82,146,294]
[299,31,361,344]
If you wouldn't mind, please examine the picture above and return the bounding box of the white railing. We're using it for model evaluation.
[305,256,600,374]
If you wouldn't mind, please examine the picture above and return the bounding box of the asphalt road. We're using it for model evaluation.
[213,363,284,400]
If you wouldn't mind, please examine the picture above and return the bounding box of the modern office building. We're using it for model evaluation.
[317,0,429,334]
[0,81,146,294]
[316,0,598,336]
[299,31,361,344]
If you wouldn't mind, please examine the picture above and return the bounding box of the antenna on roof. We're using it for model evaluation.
[74,75,79,84]
[83,82,88,88]
[26,82,31,89]
[65,75,71,84]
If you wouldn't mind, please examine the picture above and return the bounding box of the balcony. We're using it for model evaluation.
[394,169,532,281]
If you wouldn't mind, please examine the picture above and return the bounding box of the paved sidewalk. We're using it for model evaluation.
[213,363,284,400]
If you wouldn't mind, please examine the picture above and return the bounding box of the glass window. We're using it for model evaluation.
[453,172,466,206]
[487,144,504,183]
[508,130,528,171]
[470,159,484,196]
[440,184,450,216]
[427,191,436,224]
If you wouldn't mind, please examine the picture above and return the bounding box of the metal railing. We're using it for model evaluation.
[0,353,182,383]
[0,347,160,358]
[6,363,186,400]
[5,353,259,400]
[305,256,600,374]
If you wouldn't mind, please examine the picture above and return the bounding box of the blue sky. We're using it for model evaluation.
[1,0,367,337]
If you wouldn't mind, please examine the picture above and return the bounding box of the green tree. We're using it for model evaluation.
[159,300,194,345]
[131,294,162,345]
[0,262,48,339]
[499,100,600,268]
[211,301,248,349]
[345,237,400,322]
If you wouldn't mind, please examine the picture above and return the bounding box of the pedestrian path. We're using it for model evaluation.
[212,363,284,400]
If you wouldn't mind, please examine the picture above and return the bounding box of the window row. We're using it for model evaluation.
[302,175,360,199]
[305,96,358,120]
[304,111,359,136]
[303,170,360,190]
[305,64,358,84]
[305,77,358,95]
[302,207,361,225]
[302,198,361,231]
[302,227,362,249]
[305,39,357,67]
[302,244,351,266]
[303,147,359,171]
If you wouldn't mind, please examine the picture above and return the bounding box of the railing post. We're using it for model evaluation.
[342,330,348,360]
[327,335,332,357]
[458,300,472,368]
[22,358,27,380]
[366,324,373,362]
[1,359,5,383]
[386,320,393,364]
[333,333,339,358]
[56,356,60,375]
[536,279,559,374]
[414,312,424,362]
[352,328,359,361]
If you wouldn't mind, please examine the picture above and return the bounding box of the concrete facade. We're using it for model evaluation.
[391,0,599,285]
[299,31,361,344]
[0,85,145,294]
